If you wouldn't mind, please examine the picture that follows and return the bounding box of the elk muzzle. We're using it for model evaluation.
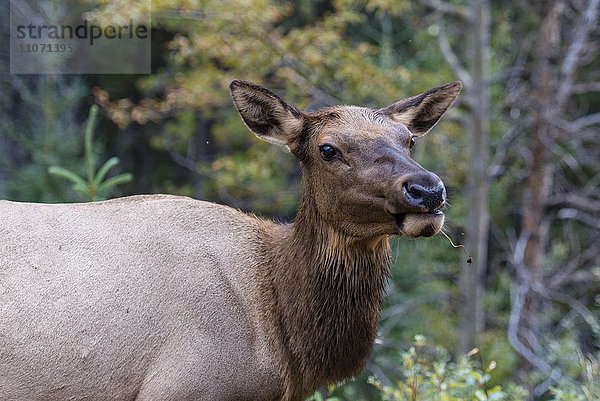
[402,174,446,212]
[386,172,447,237]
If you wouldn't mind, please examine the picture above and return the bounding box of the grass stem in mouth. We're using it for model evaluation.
[440,229,464,248]
[440,229,473,264]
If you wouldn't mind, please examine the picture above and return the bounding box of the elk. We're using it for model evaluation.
[0,80,461,401]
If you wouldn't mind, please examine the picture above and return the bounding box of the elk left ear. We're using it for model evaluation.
[230,80,305,152]
[378,81,462,137]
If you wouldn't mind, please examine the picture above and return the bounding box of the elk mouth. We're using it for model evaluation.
[393,210,445,238]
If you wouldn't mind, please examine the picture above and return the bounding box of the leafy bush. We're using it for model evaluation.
[366,336,528,401]
[306,336,529,401]
[307,335,599,401]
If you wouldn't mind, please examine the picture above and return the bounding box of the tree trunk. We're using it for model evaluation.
[458,0,491,355]
[519,0,561,361]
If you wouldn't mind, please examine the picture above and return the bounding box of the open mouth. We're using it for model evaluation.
[393,210,445,238]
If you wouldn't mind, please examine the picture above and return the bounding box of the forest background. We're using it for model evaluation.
[0,0,598,400]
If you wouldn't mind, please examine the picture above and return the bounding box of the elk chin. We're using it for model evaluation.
[395,211,445,238]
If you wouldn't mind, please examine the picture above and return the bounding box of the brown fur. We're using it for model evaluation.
[258,192,391,400]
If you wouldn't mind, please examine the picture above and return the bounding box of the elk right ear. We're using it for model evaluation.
[230,80,305,152]
[378,81,462,137]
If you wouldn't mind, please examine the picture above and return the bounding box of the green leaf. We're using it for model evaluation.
[96,173,133,194]
[94,157,120,186]
[72,182,89,196]
[48,166,87,187]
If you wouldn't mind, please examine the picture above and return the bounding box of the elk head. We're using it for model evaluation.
[230,80,462,240]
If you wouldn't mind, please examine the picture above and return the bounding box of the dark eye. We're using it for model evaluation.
[409,137,416,150]
[320,144,337,161]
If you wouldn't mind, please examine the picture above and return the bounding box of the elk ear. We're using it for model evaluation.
[378,81,462,137]
[230,80,305,152]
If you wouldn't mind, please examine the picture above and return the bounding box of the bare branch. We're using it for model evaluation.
[505,34,535,104]
[420,0,471,21]
[510,232,530,280]
[569,112,600,130]
[549,243,600,288]
[365,362,393,388]
[550,269,600,287]
[266,30,342,106]
[278,65,340,107]
[435,24,473,88]
[380,293,450,321]
[531,282,600,335]
[508,282,562,395]
[557,209,600,230]
[488,118,532,179]
[168,148,200,175]
[557,0,600,107]
[547,192,600,215]
[571,81,600,94]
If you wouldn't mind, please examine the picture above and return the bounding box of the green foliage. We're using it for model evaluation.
[367,336,527,401]
[541,344,599,401]
[306,388,343,401]
[307,336,529,401]
[48,105,132,201]
[478,331,519,388]
[532,335,599,401]
[0,76,86,202]
[306,337,599,401]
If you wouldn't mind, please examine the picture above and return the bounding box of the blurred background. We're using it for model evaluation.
[0,0,598,399]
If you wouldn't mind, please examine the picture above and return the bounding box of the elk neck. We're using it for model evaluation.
[259,178,392,395]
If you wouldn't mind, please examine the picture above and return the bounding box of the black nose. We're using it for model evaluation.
[402,176,446,211]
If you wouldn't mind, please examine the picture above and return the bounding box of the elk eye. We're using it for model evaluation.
[320,144,337,161]
[409,137,416,150]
